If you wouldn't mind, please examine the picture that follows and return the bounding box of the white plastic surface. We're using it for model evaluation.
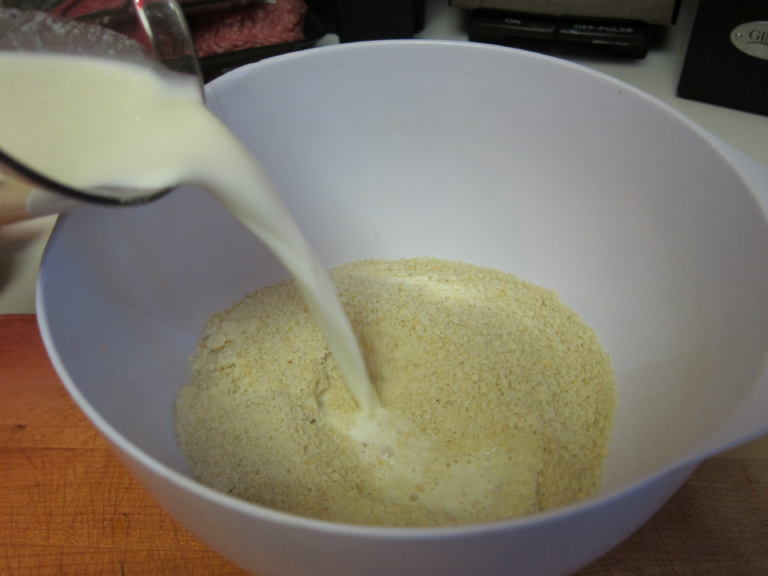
[37,41,768,576]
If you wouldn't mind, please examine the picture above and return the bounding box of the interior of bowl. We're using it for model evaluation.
[38,41,768,506]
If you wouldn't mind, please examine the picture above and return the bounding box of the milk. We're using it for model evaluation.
[0,52,378,413]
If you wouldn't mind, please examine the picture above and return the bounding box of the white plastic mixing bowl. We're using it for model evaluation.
[37,40,768,576]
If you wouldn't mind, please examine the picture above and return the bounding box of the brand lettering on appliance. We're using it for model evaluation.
[748,28,768,46]
[731,21,768,60]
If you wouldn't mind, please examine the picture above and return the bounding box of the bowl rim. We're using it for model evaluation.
[36,38,768,538]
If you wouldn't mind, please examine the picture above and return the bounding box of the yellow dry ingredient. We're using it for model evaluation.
[175,257,615,527]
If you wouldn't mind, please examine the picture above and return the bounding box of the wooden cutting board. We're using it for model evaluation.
[1,314,766,575]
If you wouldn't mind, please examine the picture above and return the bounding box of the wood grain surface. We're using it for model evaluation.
[1,314,767,576]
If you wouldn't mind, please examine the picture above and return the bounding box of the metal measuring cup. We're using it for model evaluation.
[0,0,203,225]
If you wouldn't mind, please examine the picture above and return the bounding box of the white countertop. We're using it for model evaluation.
[1,0,766,315]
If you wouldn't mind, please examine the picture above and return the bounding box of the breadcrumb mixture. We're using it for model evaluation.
[175,258,615,526]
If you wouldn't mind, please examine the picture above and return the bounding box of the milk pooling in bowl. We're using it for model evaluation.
[177,258,617,526]
[0,52,376,413]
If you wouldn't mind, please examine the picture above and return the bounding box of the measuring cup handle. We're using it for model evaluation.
[0,174,80,226]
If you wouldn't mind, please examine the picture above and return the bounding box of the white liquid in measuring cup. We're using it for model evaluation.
[0,52,378,413]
